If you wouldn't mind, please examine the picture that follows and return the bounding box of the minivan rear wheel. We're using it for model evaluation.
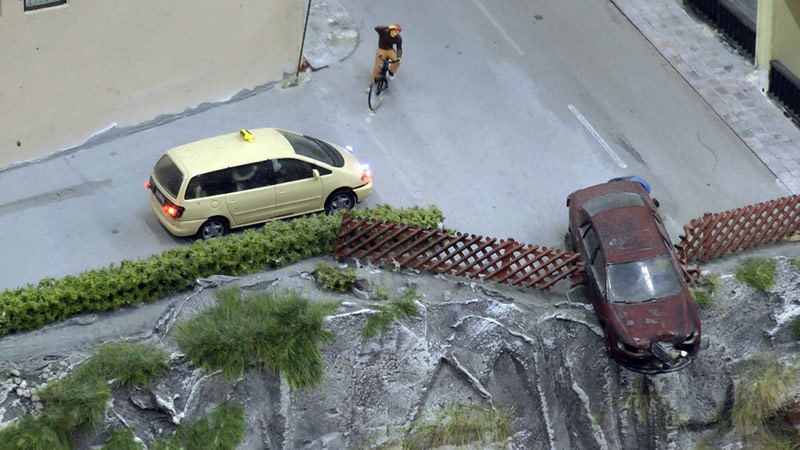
[198,217,228,240]
[325,190,356,214]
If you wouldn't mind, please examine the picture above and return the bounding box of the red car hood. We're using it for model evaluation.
[609,293,698,348]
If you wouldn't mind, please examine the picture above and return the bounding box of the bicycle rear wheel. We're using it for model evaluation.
[368,78,387,111]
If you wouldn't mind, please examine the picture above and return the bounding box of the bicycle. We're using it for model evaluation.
[368,57,397,111]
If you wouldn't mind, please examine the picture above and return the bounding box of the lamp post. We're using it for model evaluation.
[295,0,313,81]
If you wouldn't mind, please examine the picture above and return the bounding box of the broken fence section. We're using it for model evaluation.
[676,194,800,264]
[333,212,582,291]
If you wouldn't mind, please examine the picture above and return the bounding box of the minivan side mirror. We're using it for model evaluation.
[312,169,320,180]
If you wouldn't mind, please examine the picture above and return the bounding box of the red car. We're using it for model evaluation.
[566,179,701,374]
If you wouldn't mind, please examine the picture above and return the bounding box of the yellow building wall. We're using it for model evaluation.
[757,0,800,77]
[0,0,303,169]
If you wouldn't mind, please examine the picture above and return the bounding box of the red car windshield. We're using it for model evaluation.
[607,255,682,303]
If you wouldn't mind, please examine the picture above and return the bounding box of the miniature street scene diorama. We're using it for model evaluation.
[3,0,800,448]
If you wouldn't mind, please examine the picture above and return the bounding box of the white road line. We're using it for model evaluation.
[472,0,524,56]
[568,104,627,169]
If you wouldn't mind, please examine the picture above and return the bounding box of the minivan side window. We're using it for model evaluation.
[273,159,315,184]
[185,161,278,199]
[185,168,236,199]
[231,161,275,192]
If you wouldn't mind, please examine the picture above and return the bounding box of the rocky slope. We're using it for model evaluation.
[2,243,800,449]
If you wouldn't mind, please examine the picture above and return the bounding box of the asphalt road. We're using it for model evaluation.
[0,0,788,291]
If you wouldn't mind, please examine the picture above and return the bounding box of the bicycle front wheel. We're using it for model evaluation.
[368,79,387,111]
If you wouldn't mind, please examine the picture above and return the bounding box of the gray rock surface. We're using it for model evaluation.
[2,244,800,449]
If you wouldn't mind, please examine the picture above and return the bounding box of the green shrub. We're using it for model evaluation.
[314,262,356,292]
[102,428,143,450]
[735,258,777,292]
[175,288,339,388]
[361,288,420,338]
[0,205,443,337]
[399,403,513,449]
[351,204,444,229]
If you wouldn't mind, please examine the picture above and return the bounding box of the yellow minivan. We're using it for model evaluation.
[146,128,373,239]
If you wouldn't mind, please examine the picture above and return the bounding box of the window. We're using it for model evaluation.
[185,168,236,199]
[606,255,682,303]
[583,192,645,217]
[230,161,275,192]
[153,155,184,198]
[25,0,66,11]
[273,159,315,184]
[277,130,344,167]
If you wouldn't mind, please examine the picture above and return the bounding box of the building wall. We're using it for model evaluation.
[0,0,303,169]
[757,0,800,76]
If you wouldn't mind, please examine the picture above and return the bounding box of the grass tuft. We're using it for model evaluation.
[80,342,170,388]
[691,274,722,308]
[38,375,111,432]
[400,403,513,449]
[690,287,714,309]
[0,413,71,450]
[735,257,777,292]
[0,342,169,449]
[102,427,144,450]
[361,288,420,338]
[373,284,389,300]
[152,403,245,450]
[731,358,800,439]
[314,262,356,292]
[175,288,339,388]
[623,376,661,424]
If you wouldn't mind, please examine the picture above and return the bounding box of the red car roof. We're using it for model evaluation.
[592,206,668,264]
[570,181,669,264]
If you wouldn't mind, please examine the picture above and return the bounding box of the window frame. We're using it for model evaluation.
[25,0,66,12]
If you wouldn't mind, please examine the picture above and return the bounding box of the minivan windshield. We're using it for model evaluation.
[153,154,184,198]
[277,130,344,167]
[607,255,682,303]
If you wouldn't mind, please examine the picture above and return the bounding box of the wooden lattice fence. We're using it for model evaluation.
[676,194,800,263]
[333,212,582,291]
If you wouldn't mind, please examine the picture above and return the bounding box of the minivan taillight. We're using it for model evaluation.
[360,164,372,182]
[163,202,185,218]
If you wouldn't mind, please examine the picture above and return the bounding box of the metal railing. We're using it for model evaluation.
[683,0,755,61]
[769,60,800,126]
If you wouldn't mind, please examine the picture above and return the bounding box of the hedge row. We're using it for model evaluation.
[0,205,444,336]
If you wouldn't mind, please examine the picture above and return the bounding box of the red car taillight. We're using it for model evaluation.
[145,181,151,189]
[162,202,185,218]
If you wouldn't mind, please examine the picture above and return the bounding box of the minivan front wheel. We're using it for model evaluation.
[198,217,228,240]
[325,190,356,214]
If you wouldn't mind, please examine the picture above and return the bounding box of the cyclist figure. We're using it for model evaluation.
[371,24,402,84]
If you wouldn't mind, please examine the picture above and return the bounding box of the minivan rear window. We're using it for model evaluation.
[277,130,344,167]
[153,155,184,198]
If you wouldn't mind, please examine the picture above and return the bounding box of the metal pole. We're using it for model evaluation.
[296,0,312,79]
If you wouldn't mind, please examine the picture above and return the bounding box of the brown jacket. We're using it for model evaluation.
[375,26,403,58]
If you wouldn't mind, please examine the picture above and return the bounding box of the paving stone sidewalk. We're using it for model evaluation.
[612,0,800,194]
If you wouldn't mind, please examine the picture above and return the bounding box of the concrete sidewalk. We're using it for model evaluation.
[612,0,800,194]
